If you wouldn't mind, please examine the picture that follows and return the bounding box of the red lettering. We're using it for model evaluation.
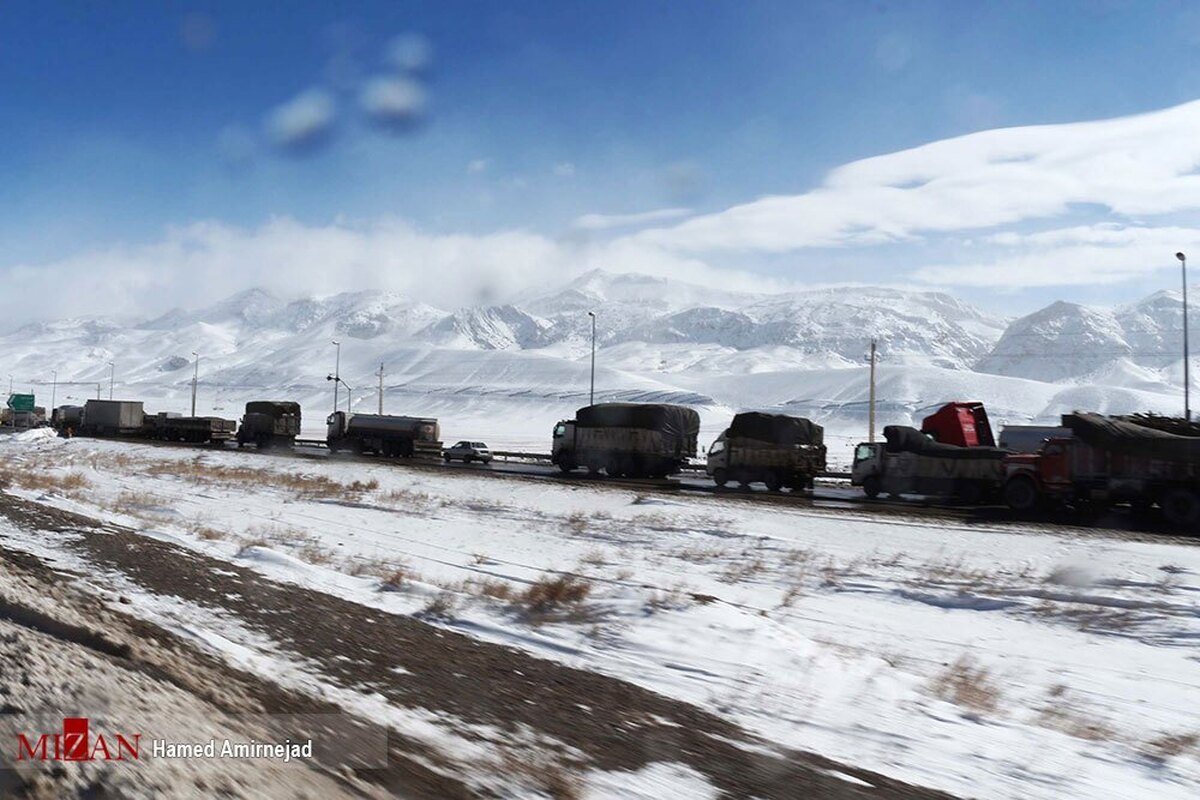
[90,735,111,761]
[115,734,140,761]
[16,734,48,761]
[63,718,89,761]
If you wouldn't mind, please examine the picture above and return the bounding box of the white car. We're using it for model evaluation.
[443,440,493,464]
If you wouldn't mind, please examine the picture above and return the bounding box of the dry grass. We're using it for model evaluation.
[1038,696,1116,742]
[929,655,1002,715]
[1139,732,1200,762]
[519,574,592,614]
[418,592,457,620]
[718,557,768,584]
[494,749,582,800]
[236,537,271,557]
[0,466,91,495]
[380,566,411,592]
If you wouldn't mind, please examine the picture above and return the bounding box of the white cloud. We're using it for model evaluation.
[360,76,426,127]
[467,158,490,174]
[0,217,781,324]
[572,207,692,231]
[636,99,1200,255]
[914,224,1200,288]
[265,88,336,152]
[553,162,576,178]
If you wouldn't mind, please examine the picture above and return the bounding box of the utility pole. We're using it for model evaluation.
[191,352,200,417]
[51,369,57,410]
[868,339,878,443]
[107,361,115,400]
[1177,252,1191,422]
[331,340,341,414]
[377,363,384,414]
[587,311,596,406]
[96,383,101,400]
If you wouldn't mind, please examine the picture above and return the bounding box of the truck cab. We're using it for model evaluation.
[850,442,885,497]
[551,420,577,472]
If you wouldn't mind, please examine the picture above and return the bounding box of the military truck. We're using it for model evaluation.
[552,403,700,478]
[851,402,1008,503]
[79,400,145,436]
[1003,412,1200,526]
[145,412,237,444]
[707,412,826,491]
[236,401,301,449]
[51,405,85,436]
[326,411,441,457]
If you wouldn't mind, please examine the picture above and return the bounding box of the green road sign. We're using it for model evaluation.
[6,394,34,412]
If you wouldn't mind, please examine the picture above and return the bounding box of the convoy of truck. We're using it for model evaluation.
[13,388,1197,532]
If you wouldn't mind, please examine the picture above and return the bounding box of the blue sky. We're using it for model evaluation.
[4,1,1200,320]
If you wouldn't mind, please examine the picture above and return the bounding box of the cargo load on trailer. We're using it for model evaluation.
[79,400,145,436]
[1003,412,1200,526]
[145,412,237,444]
[236,401,301,449]
[998,425,1072,453]
[326,411,442,457]
[707,412,826,491]
[851,402,1008,502]
[552,402,700,478]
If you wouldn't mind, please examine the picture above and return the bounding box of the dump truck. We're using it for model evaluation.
[851,401,1007,502]
[706,411,826,491]
[79,400,145,436]
[552,402,700,478]
[326,411,441,457]
[236,401,301,449]
[144,412,237,444]
[1003,412,1200,526]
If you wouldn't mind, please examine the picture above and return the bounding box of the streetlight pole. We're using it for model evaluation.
[51,369,57,411]
[331,340,341,414]
[107,362,115,400]
[191,352,200,417]
[868,339,878,443]
[1177,252,1191,422]
[377,363,384,415]
[587,311,596,406]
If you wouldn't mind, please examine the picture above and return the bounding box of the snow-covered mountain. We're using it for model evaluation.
[976,290,1197,382]
[0,269,1192,449]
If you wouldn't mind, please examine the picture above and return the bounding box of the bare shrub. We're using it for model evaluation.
[929,655,1001,715]
[1139,732,1199,762]
[564,511,589,535]
[417,592,457,620]
[467,578,514,601]
[579,549,607,567]
[236,537,271,557]
[520,574,592,613]
[381,566,410,592]
[495,748,581,800]
[194,525,226,541]
[1038,702,1116,742]
[718,557,768,584]
[296,543,334,565]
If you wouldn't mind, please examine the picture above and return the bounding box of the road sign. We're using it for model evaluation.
[6,394,34,412]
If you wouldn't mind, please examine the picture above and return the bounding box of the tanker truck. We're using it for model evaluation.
[552,403,699,478]
[707,411,826,491]
[326,411,442,457]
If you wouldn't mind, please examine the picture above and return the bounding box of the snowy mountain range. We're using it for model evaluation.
[0,269,1194,448]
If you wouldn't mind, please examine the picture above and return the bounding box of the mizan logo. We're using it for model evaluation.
[17,717,140,762]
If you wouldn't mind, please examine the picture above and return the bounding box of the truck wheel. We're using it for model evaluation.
[586,463,600,476]
[1161,489,1200,528]
[1004,476,1041,513]
[556,459,575,474]
[606,458,622,478]
[712,468,728,487]
[862,475,881,499]
[763,472,783,492]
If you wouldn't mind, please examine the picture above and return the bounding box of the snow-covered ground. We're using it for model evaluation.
[2,429,1198,799]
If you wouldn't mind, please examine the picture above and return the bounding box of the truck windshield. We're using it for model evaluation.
[854,444,876,463]
[553,424,566,437]
[709,439,725,454]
